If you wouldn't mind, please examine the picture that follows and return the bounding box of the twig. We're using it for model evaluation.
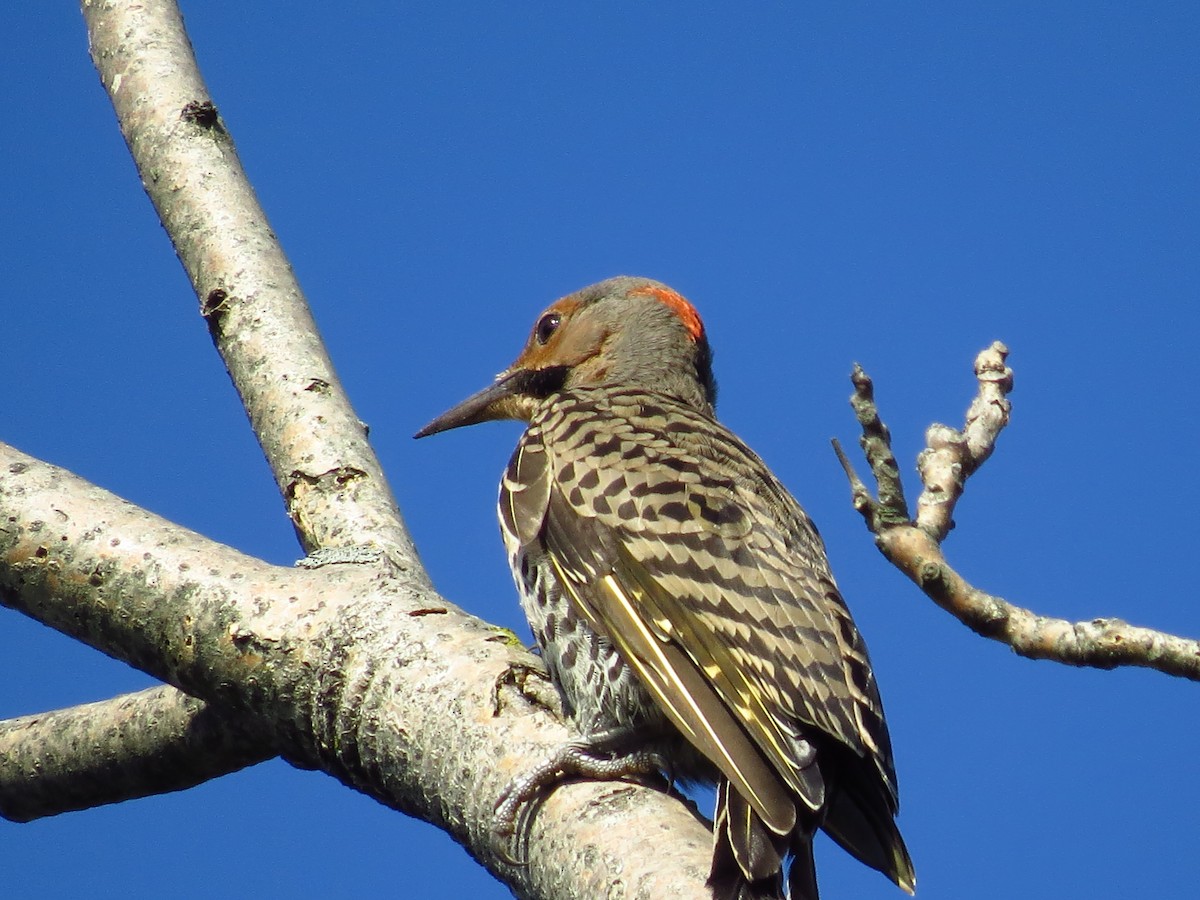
[837,342,1200,681]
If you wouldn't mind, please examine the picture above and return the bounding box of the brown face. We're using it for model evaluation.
[506,295,609,375]
[414,295,613,438]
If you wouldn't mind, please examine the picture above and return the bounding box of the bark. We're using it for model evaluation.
[83,0,420,570]
[0,686,274,823]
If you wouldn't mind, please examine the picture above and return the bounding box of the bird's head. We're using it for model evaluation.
[415,276,717,438]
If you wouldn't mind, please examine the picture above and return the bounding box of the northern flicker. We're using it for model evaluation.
[415,277,914,900]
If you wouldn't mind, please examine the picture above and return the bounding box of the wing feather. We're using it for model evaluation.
[563,563,795,833]
[541,485,797,834]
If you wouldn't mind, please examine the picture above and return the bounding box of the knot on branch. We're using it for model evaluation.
[181,99,224,132]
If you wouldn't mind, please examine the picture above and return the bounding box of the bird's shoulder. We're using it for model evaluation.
[525,387,818,542]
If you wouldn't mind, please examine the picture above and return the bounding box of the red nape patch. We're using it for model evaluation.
[630,286,705,342]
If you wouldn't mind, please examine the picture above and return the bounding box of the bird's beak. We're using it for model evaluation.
[413,369,533,438]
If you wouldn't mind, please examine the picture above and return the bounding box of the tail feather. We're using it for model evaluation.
[822,785,916,894]
[787,838,819,900]
[709,775,915,900]
[708,779,790,900]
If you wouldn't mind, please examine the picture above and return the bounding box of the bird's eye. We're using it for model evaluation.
[535,312,561,345]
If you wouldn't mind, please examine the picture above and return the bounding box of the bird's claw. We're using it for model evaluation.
[492,739,669,864]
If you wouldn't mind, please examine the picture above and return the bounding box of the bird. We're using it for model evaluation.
[415,276,914,900]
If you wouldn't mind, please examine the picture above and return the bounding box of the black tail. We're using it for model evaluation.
[708,780,794,900]
[821,780,916,894]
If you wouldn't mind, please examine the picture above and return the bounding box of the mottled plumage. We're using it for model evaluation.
[416,277,914,899]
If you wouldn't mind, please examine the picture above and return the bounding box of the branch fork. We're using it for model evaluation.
[835,341,1200,681]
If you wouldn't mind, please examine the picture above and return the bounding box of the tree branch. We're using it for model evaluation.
[0,436,713,895]
[0,686,275,822]
[837,341,1200,680]
[59,0,431,819]
[83,0,422,573]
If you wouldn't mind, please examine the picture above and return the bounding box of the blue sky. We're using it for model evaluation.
[4,3,1198,898]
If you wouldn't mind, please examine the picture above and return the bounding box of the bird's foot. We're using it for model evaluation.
[492,733,668,862]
